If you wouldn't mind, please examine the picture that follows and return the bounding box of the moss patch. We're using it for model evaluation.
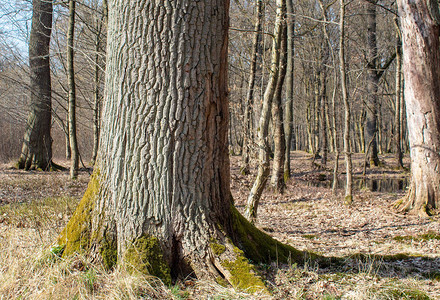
[100,233,117,270]
[393,231,440,243]
[231,205,309,264]
[344,195,353,205]
[221,247,267,294]
[58,170,101,257]
[124,235,171,285]
[210,241,226,256]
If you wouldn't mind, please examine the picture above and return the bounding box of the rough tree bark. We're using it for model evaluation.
[17,0,53,170]
[395,0,440,216]
[58,0,305,291]
[240,0,264,175]
[67,0,79,179]
[245,0,285,222]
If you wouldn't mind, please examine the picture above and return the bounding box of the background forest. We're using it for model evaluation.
[0,0,439,299]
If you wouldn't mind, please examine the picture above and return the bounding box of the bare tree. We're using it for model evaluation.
[284,0,295,179]
[245,0,286,222]
[240,0,264,175]
[67,0,79,179]
[339,0,353,204]
[17,0,53,170]
[59,0,303,290]
[395,0,440,216]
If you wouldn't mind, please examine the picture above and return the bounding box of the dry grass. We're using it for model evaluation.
[0,154,439,299]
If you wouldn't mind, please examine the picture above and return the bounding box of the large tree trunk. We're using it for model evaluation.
[240,0,264,175]
[17,0,53,171]
[59,0,303,291]
[245,0,285,222]
[396,0,440,216]
[67,0,79,180]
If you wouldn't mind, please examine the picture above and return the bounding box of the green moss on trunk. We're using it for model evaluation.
[221,246,267,293]
[100,232,118,270]
[58,170,100,256]
[230,205,309,264]
[124,235,171,285]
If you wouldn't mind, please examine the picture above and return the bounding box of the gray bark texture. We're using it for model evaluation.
[18,0,53,170]
[59,0,304,288]
[396,0,440,216]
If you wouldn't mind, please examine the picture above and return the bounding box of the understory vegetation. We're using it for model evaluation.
[0,153,438,299]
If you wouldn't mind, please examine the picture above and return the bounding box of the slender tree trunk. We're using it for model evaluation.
[17,0,53,171]
[67,0,79,180]
[240,0,264,175]
[91,7,107,166]
[284,0,295,179]
[91,38,102,166]
[396,0,440,216]
[313,77,320,157]
[320,51,328,166]
[246,0,285,222]
[365,0,380,167]
[59,0,304,289]
[65,123,71,159]
[271,23,287,193]
[306,102,315,154]
[394,18,404,168]
[340,0,353,204]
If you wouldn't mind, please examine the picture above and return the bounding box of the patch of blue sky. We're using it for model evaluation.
[0,0,32,60]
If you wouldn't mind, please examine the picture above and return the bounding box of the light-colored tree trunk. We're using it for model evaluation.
[395,0,440,216]
[67,0,79,180]
[339,0,353,204]
[91,5,107,166]
[245,0,285,222]
[394,18,404,168]
[17,0,53,171]
[284,0,295,179]
[271,21,287,193]
[59,0,304,289]
[240,0,264,175]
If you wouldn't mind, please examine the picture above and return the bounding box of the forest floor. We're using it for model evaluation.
[0,151,439,299]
